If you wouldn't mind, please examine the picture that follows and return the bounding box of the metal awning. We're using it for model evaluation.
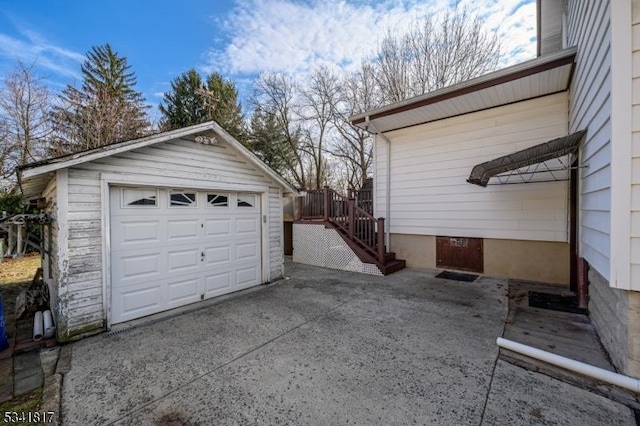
[467,131,586,187]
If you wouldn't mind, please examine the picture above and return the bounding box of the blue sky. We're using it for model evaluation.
[0,0,536,117]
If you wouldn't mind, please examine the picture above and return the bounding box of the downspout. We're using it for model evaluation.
[365,117,391,249]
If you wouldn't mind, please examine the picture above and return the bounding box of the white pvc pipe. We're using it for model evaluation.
[43,310,55,339]
[33,311,44,341]
[497,337,640,393]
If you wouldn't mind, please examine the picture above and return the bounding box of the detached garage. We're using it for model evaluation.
[18,121,297,341]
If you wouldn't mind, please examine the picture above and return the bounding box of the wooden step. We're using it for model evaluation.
[380,259,406,275]
[316,220,406,275]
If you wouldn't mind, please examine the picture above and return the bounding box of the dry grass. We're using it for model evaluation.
[0,388,43,425]
[0,255,43,422]
[0,254,41,286]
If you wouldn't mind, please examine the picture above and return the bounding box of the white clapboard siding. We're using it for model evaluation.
[269,187,284,279]
[62,138,284,333]
[631,8,640,290]
[566,0,612,279]
[42,175,59,312]
[376,92,570,242]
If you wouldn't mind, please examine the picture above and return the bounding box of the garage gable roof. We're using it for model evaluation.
[350,47,576,133]
[18,121,297,195]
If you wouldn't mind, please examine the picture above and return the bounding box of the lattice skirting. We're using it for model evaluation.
[292,223,382,276]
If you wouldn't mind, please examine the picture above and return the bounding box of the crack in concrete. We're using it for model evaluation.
[104,295,361,425]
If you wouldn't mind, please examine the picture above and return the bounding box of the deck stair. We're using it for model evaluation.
[295,186,405,275]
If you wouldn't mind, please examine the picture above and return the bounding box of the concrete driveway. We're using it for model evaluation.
[61,262,635,425]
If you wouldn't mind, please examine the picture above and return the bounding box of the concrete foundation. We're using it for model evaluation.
[389,234,569,284]
[589,268,640,378]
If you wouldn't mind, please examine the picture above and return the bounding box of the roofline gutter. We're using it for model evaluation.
[366,117,391,250]
[349,46,577,127]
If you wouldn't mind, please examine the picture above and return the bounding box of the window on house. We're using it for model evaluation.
[170,192,197,207]
[237,194,256,207]
[123,188,157,206]
[207,193,229,207]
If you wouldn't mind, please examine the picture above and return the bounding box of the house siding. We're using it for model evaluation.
[376,92,570,242]
[57,138,283,340]
[566,0,613,280]
[41,175,59,316]
[269,186,284,280]
[631,1,640,292]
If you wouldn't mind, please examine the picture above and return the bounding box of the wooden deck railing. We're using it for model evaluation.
[348,188,373,215]
[296,186,385,263]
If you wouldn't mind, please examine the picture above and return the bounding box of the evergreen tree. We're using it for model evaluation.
[203,73,247,144]
[52,44,149,154]
[158,69,207,130]
[159,70,247,143]
[248,107,298,178]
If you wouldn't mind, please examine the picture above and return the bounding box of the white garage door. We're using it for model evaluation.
[110,186,262,324]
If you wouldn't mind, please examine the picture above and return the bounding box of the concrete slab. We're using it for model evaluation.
[13,372,43,396]
[13,351,43,396]
[482,360,635,425]
[40,347,60,377]
[13,351,41,379]
[41,374,61,426]
[59,263,635,424]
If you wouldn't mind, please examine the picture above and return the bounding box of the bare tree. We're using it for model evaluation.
[299,66,341,189]
[328,62,381,190]
[50,85,148,155]
[247,6,501,191]
[373,5,501,102]
[0,62,52,183]
[251,73,307,189]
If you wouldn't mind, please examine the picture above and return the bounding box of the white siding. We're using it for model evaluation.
[269,186,284,279]
[632,2,640,289]
[566,0,613,280]
[41,175,58,314]
[60,138,284,338]
[377,92,570,242]
[540,0,565,54]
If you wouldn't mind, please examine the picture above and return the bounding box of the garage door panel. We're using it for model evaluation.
[117,284,163,321]
[236,266,259,287]
[167,249,200,272]
[204,272,231,297]
[167,219,200,240]
[204,246,231,265]
[116,220,161,245]
[110,187,263,325]
[236,217,259,235]
[205,219,231,236]
[167,277,201,307]
[118,253,162,281]
[236,242,259,260]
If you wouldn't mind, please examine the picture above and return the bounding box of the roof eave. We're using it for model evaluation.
[349,46,577,130]
[19,120,298,196]
[19,121,218,180]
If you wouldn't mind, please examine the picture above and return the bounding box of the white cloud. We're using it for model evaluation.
[205,0,537,78]
[0,26,83,79]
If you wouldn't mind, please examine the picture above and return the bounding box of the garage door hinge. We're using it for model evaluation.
[263,215,267,223]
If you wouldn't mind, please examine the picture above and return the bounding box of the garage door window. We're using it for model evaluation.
[207,193,229,207]
[170,192,197,207]
[122,188,157,207]
[237,194,256,207]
